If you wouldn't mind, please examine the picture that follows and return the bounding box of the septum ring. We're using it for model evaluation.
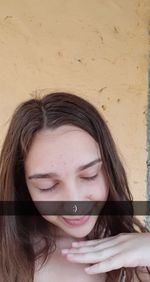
[73,204,78,213]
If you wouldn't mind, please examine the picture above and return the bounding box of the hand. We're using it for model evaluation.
[61,233,150,274]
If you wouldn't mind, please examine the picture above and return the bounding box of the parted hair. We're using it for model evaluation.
[0,92,150,281]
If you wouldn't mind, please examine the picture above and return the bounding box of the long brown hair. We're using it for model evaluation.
[0,92,150,282]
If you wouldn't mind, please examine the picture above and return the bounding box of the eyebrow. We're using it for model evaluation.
[28,158,102,180]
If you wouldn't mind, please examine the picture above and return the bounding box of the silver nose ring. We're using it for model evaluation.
[73,204,78,213]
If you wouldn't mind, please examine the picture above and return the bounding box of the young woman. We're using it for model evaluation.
[0,92,150,282]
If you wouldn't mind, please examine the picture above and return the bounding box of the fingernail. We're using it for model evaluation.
[85,267,95,273]
[67,254,74,259]
[72,242,78,246]
[61,249,69,254]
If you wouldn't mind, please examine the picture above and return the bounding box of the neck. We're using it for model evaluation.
[53,227,85,250]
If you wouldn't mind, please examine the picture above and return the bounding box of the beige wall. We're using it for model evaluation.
[0,0,149,221]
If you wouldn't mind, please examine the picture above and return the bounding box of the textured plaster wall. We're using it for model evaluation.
[0,0,149,223]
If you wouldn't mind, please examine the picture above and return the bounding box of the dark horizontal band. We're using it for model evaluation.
[0,201,150,215]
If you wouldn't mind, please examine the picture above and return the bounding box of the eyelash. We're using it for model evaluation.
[39,174,98,192]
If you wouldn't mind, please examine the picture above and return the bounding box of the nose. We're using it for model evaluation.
[62,179,83,201]
[61,181,92,216]
[64,185,80,202]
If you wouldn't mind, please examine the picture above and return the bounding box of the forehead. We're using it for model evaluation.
[25,125,100,172]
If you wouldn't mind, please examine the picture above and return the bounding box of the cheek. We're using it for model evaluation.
[42,215,58,225]
[26,180,36,199]
[91,175,109,201]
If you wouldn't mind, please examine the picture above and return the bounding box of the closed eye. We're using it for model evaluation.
[39,174,98,192]
[80,174,98,181]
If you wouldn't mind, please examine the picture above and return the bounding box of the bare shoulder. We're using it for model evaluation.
[132,267,150,282]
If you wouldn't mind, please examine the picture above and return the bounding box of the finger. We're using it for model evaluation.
[72,239,102,247]
[85,253,123,274]
[67,238,122,254]
[66,251,102,264]
[72,233,127,248]
[70,234,127,254]
[66,245,120,264]
[72,235,116,247]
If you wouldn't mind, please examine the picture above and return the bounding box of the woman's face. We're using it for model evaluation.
[25,125,109,239]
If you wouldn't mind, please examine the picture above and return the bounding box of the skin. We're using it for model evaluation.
[62,233,150,275]
[25,125,150,276]
[25,125,109,245]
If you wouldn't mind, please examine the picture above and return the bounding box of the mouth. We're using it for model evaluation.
[61,215,91,226]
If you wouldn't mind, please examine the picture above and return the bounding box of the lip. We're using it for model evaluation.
[61,215,90,226]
